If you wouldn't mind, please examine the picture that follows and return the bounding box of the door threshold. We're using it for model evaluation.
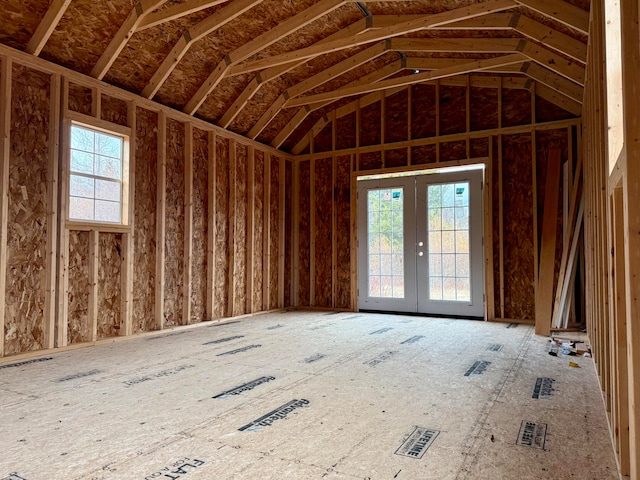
[358,309,484,321]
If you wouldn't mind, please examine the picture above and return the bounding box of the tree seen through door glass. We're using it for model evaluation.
[368,188,404,298]
[427,182,471,301]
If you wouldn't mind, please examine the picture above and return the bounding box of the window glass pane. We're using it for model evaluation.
[95,200,121,223]
[95,179,121,202]
[429,277,443,300]
[442,183,454,207]
[442,254,456,277]
[454,183,468,206]
[71,126,94,152]
[96,133,122,158]
[443,277,457,300]
[70,175,94,198]
[456,277,470,301]
[96,155,122,180]
[69,197,94,220]
[70,150,94,174]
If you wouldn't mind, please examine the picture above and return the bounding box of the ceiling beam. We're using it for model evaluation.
[219,18,369,128]
[184,0,349,115]
[141,0,262,99]
[389,37,584,86]
[271,60,403,147]
[285,53,527,108]
[534,83,582,115]
[428,12,586,63]
[136,0,231,31]
[513,0,589,35]
[227,0,517,76]
[91,0,169,80]
[25,0,73,55]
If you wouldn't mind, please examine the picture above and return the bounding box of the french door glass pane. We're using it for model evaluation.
[427,182,471,302]
[368,187,404,298]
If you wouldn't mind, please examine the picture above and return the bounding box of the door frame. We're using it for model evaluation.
[354,163,488,318]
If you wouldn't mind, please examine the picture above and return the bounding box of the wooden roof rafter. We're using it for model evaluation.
[245,40,393,139]
[25,0,73,55]
[284,53,528,108]
[226,0,518,77]
[141,0,264,99]
[512,0,589,35]
[183,0,354,115]
[218,17,370,128]
[91,0,171,80]
[271,58,405,147]
[136,0,232,32]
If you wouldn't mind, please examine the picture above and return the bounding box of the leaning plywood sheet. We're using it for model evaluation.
[336,156,352,309]
[132,107,157,334]
[234,144,248,317]
[4,64,50,355]
[214,137,230,319]
[502,134,535,320]
[191,127,209,324]
[67,231,90,344]
[164,118,185,327]
[269,156,280,310]
[253,150,265,312]
[314,157,333,308]
[97,232,122,338]
[298,161,311,306]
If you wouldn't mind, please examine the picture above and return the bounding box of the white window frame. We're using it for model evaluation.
[65,119,131,228]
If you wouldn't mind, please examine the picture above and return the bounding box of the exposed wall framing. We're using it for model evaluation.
[0,45,292,358]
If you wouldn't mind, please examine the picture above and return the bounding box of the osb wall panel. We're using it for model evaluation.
[385,148,408,169]
[470,137,489,158]
[233,144,248,317]
[4,64,50,355]
[536,129,568,303]
[502,89,532,128]
[314,123,333,154]
[360,101,381,146]
[439,140,467,162]
[439,85,467,135]
[336,112,356,150]
[191,127,209,323]
[502,134,535,320]
[253,150,265,311]
[492,136,502,315]
[335,156,351,309]
[67,231,90,344]
[385,90,408,143]
[314,158,333,308]
[536,95,575,123]
[132,107,157,334]
[411,84,437,139]
[214,137,230,318]
[67,83,92,116]
[97,233,122,338]
[284,160,292,307]
[298,161,311,306]
[269,156,280,309]
[100,94,128,127]
[470,88,499,131]
[359,151,382,171]
[163,118,185,327]
[412,145,437,165]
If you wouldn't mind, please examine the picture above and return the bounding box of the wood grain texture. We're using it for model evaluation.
[67,231,90,344]
[4,64,50,355]
[191,127,208,323]
[97,232,122,338]
[298,160,311,306]
[133,107,157,334]
[214,136,229,318]
[163,118,185,327]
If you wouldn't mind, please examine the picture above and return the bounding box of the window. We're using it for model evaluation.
[68,123,127,224]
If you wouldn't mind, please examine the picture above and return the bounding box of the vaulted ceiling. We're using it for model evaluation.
[0,0,589,153]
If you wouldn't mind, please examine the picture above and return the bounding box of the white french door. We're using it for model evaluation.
[357,168,484,318]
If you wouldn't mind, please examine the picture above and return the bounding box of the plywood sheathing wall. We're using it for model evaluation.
[0,50,292,358]
[5,64,51,356]
[295,81,575,320]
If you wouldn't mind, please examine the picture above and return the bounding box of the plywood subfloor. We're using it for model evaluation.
[0,312,618,480]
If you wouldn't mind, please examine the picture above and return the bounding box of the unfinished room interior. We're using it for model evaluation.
[0,0,638,478]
